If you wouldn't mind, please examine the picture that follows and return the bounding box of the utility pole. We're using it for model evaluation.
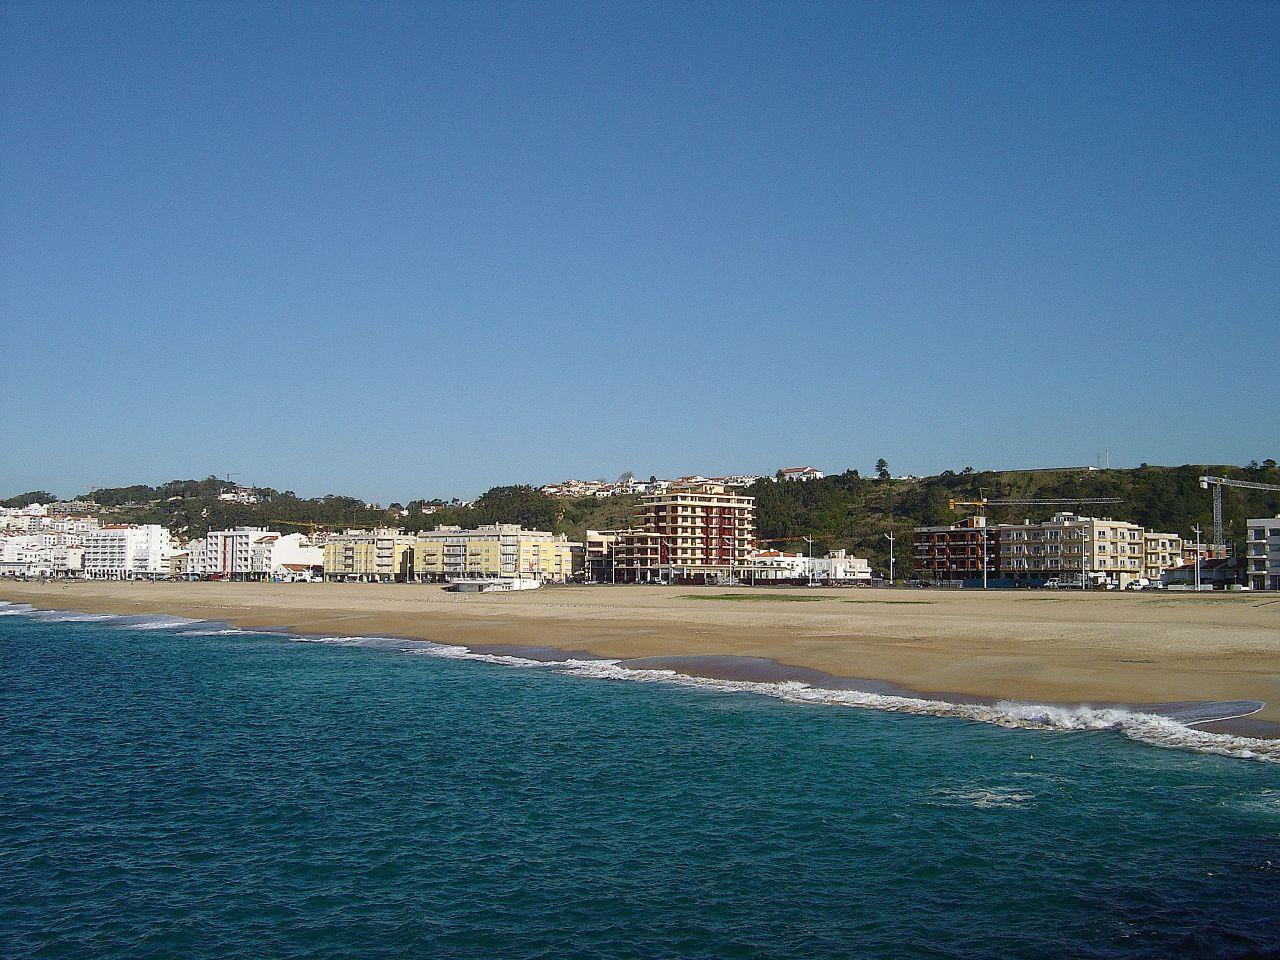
[884,532,896,585]
[1193,524,1202,591]
[1081,521,1088,590]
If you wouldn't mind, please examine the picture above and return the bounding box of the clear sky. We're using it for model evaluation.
[2,1,1276,502]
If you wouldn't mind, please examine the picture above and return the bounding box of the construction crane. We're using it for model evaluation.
[947,496,1122,516]
[1199,475,1280,553]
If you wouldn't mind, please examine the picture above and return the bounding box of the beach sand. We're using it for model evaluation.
[3,580,1278,731]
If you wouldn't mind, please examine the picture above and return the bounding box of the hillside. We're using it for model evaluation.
[8,461,1277,575]
[748,461,1280,573]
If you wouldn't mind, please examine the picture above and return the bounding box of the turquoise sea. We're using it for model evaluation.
[1,606,1278,959]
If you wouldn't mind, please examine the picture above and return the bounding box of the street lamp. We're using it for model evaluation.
[1193,524,1202,591]
[802,536,816,587]
[884,532,896,585]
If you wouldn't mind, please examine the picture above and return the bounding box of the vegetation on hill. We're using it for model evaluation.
[64,479,634,544]
[2,491,60,508]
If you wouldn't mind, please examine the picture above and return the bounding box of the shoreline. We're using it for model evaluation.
[5,599,1280,763]
[2,580,1278,744]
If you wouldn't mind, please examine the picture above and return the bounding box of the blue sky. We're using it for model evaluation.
[2,1,1276,501]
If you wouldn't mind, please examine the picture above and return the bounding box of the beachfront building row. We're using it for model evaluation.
[1247,516,1280,591]
[0,537,84,578]
[177,528,324,581]
[912,513,1184,588]
[0,506,102,577]
[323,525,580,582]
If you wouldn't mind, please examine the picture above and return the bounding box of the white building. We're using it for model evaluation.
[1246,517,1280,591]
[745,548,871,583]
[200,528,323,580]
[777,466,824,482]
[217,486,261,505]
[204,527,268,579]
[83,525,176,579]
[255,532,323,580]
[0,536,48,577]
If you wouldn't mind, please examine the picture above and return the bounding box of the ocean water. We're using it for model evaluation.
[1,609,1278,959]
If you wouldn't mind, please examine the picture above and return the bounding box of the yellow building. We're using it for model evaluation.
[412,524,580,582]
[1143,531,1183,582]
[324,528,416,582]
[999,513,1150,587]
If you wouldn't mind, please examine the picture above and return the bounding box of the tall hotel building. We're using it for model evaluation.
[612,483,756,583]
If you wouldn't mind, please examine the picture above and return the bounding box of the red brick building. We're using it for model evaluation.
[912,516,999,582]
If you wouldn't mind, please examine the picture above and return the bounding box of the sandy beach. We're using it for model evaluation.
[3,580,1278,730]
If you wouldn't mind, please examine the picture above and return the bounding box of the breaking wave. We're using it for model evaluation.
[399,641,1280,764]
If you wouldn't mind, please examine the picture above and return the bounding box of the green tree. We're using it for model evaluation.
[2,491,59,508]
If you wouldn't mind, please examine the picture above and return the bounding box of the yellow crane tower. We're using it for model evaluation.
[1198,475,1280,554]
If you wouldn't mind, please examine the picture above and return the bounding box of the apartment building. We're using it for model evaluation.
[912,516,998,583]
[999,513,1147,587]
[1143,531,1184,583]
[83,524,175,579]
[200,528,323,580]
[0,532,86,578]
[612,483,756,583]
[205,527,272,579]
[323,529,417,582]
[914,513,1184,587]
[1246,516,1280,590]
[411,524,579,582]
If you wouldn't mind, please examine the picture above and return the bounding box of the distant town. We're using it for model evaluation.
[2,461,1278,591]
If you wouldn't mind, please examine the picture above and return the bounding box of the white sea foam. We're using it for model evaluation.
[31,612,114,623]
[293,635,377,644]
[179,628,257,637]
[933,786,1036,809]
[402,642,1280,764]
[116,616,199,630]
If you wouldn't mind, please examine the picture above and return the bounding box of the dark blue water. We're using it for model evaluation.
[2,613,1278,960]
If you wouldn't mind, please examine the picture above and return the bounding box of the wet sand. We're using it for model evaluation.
[3,581,1278,731]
